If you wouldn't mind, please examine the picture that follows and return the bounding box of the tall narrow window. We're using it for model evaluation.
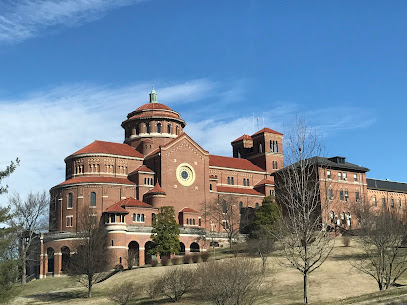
[328,188,333,200]
[338,172,342,180]
[327,170,331,179]
[222,200,227,214]
[167,123,171,134]
[157,122,161,133]
[227,177,230,185]
[345,189,349,201]
[68,193,73,209]
[391,197,394,208]
[243,178,246,186]
[343,173,347,181]
[255,202,259,209]
[141,214,145,222]
[259,143,263,153]
[399,198,402,208]
[382,197,386,207]
[209,184,212,191]
[176,126,179,135]
[275,161,278,169]
[90,192,96,206]
[239,201,243,213]
[132,213,136,222]
[275,141,278,152]
[373,195,377,206]
[355,190,360,202]
[231,177,234,185]
[354,174,358,182]
[340,189,344,201]
[246,179,249,186]
[187,218,189,225]
[146,123,150,133]
[136,214,140,222]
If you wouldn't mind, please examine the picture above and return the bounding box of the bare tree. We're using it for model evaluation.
[274,118,335,304]
[8,191,49,285]
[108,281,140,305]
[203,195,241,249]
[352,202,407,290]
[247,226,275,273]
[155,265,196,302]
[197,257,264,305]
[68,207,108,298]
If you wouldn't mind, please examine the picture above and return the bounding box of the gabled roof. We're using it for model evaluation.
[144,182,166,195]
[145,133,209,158]
[104,201,129,214]
[252,127,283,137]
[367,178,407,193]
[216,186,264,196]
[69,140,143,158]
[254,179,274,186]
[231,134,252,143]
[118,197,153,208]
[56,177,135,187]
[209,155,265,172]
[129,165,154,174]
[180,207,198,213]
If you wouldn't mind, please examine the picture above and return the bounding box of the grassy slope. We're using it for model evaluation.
[8,237,407,305]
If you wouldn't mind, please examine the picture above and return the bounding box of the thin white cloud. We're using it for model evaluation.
[0,0,144,43]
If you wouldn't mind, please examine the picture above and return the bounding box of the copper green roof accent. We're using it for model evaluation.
[149,86,158,103]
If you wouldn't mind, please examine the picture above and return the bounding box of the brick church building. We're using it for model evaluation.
[39,88,284,277]
[38,88,407,278]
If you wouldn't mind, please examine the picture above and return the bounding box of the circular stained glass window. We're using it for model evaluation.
[176,163,195,186]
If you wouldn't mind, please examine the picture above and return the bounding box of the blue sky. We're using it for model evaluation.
[1,0,406,199]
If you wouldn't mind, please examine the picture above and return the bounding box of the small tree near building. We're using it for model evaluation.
[68,207,108,298]
[352,203,407,290]
[247,196,281,271]
[203,195,241,249]
[149,206,180,257]
[8,191,49,285]
[274,118,335,304]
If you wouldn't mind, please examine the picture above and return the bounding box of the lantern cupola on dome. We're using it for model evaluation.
[121,88,186,155]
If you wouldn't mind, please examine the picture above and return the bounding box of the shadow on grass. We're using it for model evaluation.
[330,253,368,261]
[29,290,87,302]
[136,295,203,305]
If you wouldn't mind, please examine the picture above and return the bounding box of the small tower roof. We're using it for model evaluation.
[149,86,158,103]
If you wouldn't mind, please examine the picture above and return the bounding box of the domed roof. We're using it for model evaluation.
[136,103,172,111]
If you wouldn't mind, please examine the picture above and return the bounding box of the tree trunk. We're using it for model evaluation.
[21,240,26,285]
[88,280,92,298]
[304,272,309,304]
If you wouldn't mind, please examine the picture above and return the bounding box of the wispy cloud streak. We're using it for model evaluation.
[0,0,143,43]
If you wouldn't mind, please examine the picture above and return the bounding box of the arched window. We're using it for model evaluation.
[275,161,278,169]
[222,200,227,214]
[227,177,230,185]
[146,123,150,133]
[186,218,189,225]
[373,195,377,206]
[209,184,212,191]
[328,188,333,200]
[135,124,139,135]
[399,198,402,208]
[176,125,179,135]
[382,197,386,207]
[157,122,161,133]
[255,202,259,209]
[90,192,96,206]
[239,201,243,213]
[275,141,278,152]
[137,214,140,222]
[391,197,394,208]
[167,123,171,134]
[193,219,195,225]
[132,213,136,222]
[259,143,263,153]
[231,177,234,185]
[68,193,73,209]
[141,214,145,222]
[247,179,249,186]
[243,178,246,186]
[199,218,201,226]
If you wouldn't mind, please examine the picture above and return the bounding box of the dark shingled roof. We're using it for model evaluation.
[367,178,407,193]
[273,156,369,174]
